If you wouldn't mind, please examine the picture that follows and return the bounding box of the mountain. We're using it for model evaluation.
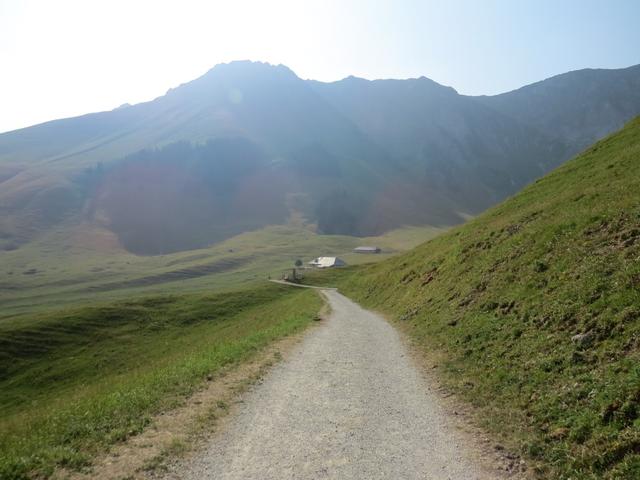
[0,62,392,253]
[1,61,639,254]
[477,64,640,152]
[317,118,640,478]
[309,76,567,212]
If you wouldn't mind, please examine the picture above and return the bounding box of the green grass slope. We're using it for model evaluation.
[0,283,322,479]
[314,117,640,478]
[0,224,442,317]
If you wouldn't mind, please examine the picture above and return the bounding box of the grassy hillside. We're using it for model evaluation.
[0,224,442,317]
[0,283,322,479]
[309,118,640,478]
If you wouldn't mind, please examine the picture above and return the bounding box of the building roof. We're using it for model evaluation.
[354,246,381,252]
[309,256,346,268]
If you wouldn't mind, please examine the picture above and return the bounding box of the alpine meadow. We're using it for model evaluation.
[1,2,640,479]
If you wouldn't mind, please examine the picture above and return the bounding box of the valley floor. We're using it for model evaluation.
[162,290,515,480]
[0,224,443,317]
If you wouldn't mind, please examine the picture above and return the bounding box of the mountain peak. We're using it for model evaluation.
[203,60,297,78]
[165,60,300,97]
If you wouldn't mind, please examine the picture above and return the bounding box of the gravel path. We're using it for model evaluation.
[175,290,501,479]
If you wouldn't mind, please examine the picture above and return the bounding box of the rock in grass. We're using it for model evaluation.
[571,331,595,348]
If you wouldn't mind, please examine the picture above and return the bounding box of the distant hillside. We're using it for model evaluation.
[1,61,639,254]
[322,118,640,478]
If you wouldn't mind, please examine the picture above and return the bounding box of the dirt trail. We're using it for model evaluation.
[167,290,508,479]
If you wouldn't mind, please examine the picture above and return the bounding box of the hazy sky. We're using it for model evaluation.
[1,0,639,133]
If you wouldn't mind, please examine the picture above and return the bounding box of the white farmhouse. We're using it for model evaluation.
[308,257,346,268]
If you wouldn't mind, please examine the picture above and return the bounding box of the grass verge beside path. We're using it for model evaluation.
[0,282,321,479]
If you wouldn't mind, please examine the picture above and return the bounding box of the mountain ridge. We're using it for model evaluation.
[3,61,638,136]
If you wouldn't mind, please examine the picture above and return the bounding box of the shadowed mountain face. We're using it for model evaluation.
[309,77,568,212]
[1,61,639,254]
[94,139,290,254]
